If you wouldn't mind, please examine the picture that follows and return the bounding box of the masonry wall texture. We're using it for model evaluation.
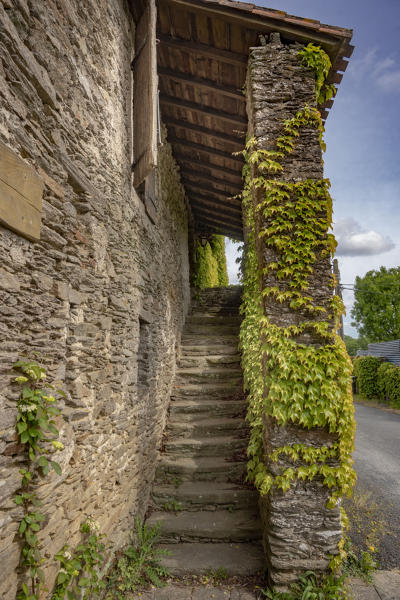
[0,1,190,597]
[246,37,342,587]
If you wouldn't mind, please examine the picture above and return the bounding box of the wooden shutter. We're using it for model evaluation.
[0,140,43,241]
[133,0,158,187]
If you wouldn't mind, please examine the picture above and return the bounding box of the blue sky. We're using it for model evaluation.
[226,0,400,336]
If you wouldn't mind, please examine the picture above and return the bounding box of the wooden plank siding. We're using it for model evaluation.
[157,0,353,238]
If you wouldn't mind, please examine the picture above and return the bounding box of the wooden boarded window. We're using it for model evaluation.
[132,0,158,187]
[0,140,43,241]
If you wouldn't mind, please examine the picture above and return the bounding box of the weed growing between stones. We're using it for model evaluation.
[258,571,347,600]
[162,499,183,513]
[342,538,377,583]
[13,360,64,600]
[52,518,106,599]
[105,518,170,599]
[204,567,228,584]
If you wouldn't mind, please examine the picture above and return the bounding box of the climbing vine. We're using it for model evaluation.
[13,360,64,600]
[239,44,356,570]
[192,235,229,289]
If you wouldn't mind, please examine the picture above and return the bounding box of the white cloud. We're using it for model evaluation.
[334,218,395,257]
[225,238,241,284]
[349,46,400,92]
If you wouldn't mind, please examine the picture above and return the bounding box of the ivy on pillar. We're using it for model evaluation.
[240,34,356,588]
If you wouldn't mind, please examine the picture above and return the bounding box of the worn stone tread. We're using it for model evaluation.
[172,383,242,398]
[167,417,247,437]
[152,481,258,510]
[158,542,264,576]
[181,345,240,356]
[148,510,262,542]
[169,400,246,417]
[164,435,247,456]
[155,455,247,482]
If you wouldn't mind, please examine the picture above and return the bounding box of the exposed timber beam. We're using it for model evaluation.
[181,168,242,191]
[183,179,240,201]
[165,118,245,146]
[169,136,243,163]
[163,1,347,49]
[158,33,247,66]
[182,176,239,197]
[191,199,242,221]
[173,153,243,178]
[197,223,243,240]
[160,94,247,126]
[158,67,245,102]
[193,211,243,237]
[188,188,242,209]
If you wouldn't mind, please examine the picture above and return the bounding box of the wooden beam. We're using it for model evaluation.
[162,1,346,48]
[182,174,240,195]
[173,152,243,178]
[183,179,240,201]
[191,201,242,224]
[160,94,247,126]
[187,187,242,209]
[197,223,243,240]
[169,136,243,163]
[193,210,243,235]
[182,168,242,191]
[158,33,247,66]
[165,117,245,146]
[158,67,245,102]
[191,198,242,220]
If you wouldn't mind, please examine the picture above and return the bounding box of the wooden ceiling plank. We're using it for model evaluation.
[162,0,344,48]
[190,192,242,214]
[158,33,247,65]
[182,178,240,200]
[193,210,243,234]
[190,197,242,219]
[160,94,247,126]
[182,171,240,193]
[196,223,243,240]
[172,152,244,178]
[168,135,243,162]
[158,66,245,101]
[165,118,244,146]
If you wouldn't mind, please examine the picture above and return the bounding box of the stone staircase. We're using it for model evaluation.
[147,286,264,576]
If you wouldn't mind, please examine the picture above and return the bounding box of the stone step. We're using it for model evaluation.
[147,509,261,543]
[175,368,242,384]
[167,417,248,438]
[171,382,242,399]
[155,456,247,483]
[163,436,247,457]
[186,315,242,326]
[178,354,241,368]
[183,324,240,337]
[190,308,240,318]
[182,334,239,345]
[158,542,264,576]
[169,399,246,418]
[180,345,239,356]
[152,481,257,511]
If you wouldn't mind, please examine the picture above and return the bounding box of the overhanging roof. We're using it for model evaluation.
[157,0,354,240]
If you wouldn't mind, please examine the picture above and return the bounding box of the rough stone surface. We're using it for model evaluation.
[246,37,342,587]
[0,1,190,597]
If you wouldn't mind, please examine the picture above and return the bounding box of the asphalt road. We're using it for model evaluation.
[347,403,400,568]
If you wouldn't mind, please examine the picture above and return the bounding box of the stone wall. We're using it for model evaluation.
[246,36,342,588]
[0,1,190,597]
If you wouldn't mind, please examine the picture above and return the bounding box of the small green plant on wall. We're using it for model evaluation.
[13,360,64,600]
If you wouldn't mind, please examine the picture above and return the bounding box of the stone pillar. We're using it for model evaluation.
[245,35,343,588]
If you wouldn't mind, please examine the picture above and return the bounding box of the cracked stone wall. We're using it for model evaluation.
[0,1,190,597]
[245,36,342,588]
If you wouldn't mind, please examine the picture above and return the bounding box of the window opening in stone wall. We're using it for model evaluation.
[137,317,151,394]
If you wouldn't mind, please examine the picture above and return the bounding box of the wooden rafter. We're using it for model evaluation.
[169,136,243,163]
[172,153,243,178]
[182,173,240,195]
[158,67,245,102]
[165,118,244,146]
[193,211,243,236]
[160,95,247,126]
[183,179,240,201]
[191,199,242,222]
[158,33,247,66]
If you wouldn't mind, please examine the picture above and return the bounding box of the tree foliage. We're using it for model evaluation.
[192,235,229,289]
[351,267,400,342]
[343,335,368,357]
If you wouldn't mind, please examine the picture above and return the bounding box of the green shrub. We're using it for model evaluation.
[385,365,400,408]
[353,356,381,399]
[192,241,219,289]
[210,235,229,286]
[376,362,394,401]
